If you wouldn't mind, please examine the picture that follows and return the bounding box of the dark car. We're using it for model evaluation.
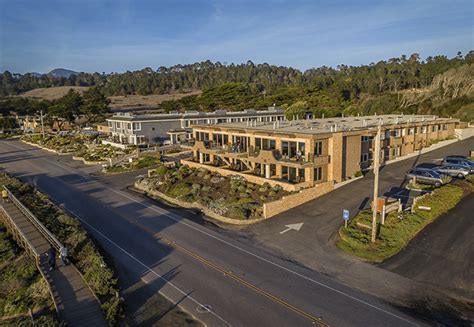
[433,164,471,178]
[442,157,474,172]
[406,168,451,187]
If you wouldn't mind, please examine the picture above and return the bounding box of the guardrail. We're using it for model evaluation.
[0,206,59,315]
[3,186,64,252]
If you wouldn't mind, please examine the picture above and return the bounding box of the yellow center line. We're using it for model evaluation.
[161,237,329,326]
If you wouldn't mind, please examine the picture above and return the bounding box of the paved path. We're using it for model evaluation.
[1,200,107,327]
[0,139,419,326]
[381,191,474,299]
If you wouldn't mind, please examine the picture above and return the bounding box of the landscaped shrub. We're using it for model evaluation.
[169,183,192,198]
[0,175,124,325]
[0,223,57,323]
[140,164,289,219]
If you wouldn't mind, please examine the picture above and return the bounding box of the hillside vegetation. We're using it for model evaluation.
[1,52,473,121]
[20,86,89,100]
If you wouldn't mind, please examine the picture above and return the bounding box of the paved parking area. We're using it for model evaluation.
[243,137,474,304]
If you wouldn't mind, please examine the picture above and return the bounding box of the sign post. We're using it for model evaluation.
[343,209,349,228]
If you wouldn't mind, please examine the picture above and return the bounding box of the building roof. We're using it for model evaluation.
[195,115,458,135]
[107,107,285,122]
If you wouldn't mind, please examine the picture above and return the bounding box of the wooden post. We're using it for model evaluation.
[371,124,382,242]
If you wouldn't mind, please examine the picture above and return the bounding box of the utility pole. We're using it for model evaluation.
[371,124,382,242]
[40,110,45,139]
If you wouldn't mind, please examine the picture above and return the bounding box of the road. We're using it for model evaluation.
[0,139,419,326]
[381,190,474,299]
[243,137,474,324]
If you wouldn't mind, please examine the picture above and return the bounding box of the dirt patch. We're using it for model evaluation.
[19,86,89,100]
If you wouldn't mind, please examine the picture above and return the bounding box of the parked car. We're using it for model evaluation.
[406,168,451,187]
[433,164,471,178]
[442,157,474,172]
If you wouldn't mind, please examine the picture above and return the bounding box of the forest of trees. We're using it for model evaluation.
[0,87,110,129]
[1,51,473,122]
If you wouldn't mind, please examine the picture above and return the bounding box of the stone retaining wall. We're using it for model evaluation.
[21,140,74,155]
[71,156,107,166]
[263,180,334,218]
[134,180,264,225]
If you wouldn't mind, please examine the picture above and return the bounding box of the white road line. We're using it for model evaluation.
[4,141,418,326]
[110,189,417,326]
[66,207,231,326]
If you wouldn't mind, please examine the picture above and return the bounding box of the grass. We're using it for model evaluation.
[22,133,94,154]
[0,174,123,325]
[105,155,160,173]
[337,179,474,263]
[108,90,201,108]
[75,144,133,162]
[19,86,89,100]
[0,223,58,325]
[406,182,434,191]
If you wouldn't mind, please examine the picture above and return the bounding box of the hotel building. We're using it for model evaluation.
[185,115,458,191]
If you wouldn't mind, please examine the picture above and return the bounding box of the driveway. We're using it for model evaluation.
[380,191,474,299]
[242,137,474,323]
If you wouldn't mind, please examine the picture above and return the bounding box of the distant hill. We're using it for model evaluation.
[19,86,89,100]
[47,68,78,78]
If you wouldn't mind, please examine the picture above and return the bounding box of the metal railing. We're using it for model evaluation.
[3,186,64,252]
[0,206,59,315]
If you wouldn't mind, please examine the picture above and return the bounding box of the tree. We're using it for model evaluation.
[81,87,110,124]
[285,101,308,120]
[59,89,83,116]
[47,103,74,130]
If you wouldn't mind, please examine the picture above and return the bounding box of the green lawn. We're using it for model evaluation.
[337,179,473,262]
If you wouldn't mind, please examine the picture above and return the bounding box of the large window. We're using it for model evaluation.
[282,141,289,156]
[314,141,323,156]
[132,122,141,131]
[314,167,323,181]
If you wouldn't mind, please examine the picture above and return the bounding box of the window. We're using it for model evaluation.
[298,168,305,180]
[361,136,369,142]
[394,129,401,138]
[107,121,112,127]
[408,128,415,135]
[282,141,289,156]
[132,122,141,131]
[432,125,436,132]
[127,123,132,130]
[360,153,369,163]
[314,141,323,156]
[314,167,322,181]
[421,126,427,133]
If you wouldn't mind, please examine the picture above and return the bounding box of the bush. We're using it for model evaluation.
[0,175,123,325]
[169,184,192,198]
[225,206,248,220]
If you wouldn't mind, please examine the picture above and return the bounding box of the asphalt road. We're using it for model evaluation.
[243,137,474,324]
[0,139,419,326]
[381,191,474,299]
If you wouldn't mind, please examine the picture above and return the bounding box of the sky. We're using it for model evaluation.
[0,0,473,74]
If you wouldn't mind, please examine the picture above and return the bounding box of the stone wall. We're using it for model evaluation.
[262,180,334,218]
[134,180,264,225]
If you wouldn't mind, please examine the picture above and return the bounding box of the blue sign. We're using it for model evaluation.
[343,209,350,221]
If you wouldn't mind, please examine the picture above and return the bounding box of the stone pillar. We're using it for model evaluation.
[199,152,204,164]
[276,164,282,178]
[265,164,271,179]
